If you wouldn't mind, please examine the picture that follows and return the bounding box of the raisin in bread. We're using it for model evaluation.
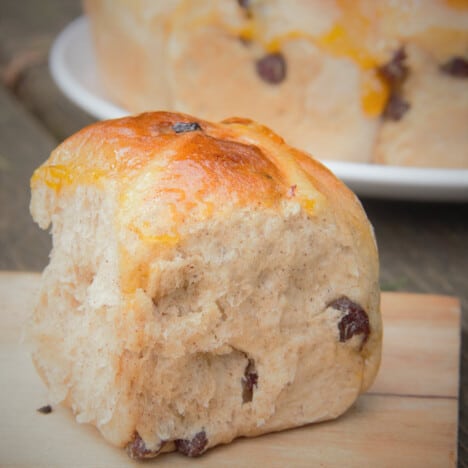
[29,111,381,460]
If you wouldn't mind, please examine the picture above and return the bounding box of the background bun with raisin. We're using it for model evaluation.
[84,0,468,168]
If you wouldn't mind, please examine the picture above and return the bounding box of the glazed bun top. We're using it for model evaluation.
[31,111,367,229]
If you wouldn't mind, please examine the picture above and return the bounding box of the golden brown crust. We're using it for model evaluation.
[31,111,361,218]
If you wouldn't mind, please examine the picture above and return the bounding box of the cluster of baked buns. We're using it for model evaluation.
[29,0,467,460]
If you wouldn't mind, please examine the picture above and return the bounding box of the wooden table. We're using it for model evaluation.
[1,1,467,465]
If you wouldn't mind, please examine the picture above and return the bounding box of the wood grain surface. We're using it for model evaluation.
[0,272,460,467]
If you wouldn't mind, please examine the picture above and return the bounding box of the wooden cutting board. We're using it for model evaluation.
[0,272,460,467]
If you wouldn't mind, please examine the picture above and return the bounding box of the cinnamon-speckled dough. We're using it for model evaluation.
[29,111,381,459]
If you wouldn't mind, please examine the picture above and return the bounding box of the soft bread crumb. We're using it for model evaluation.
[29,111,381,458]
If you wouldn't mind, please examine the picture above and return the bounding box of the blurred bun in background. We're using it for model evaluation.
[85,0,468,168]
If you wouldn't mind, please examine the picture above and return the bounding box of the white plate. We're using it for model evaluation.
[50,16,468,201]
